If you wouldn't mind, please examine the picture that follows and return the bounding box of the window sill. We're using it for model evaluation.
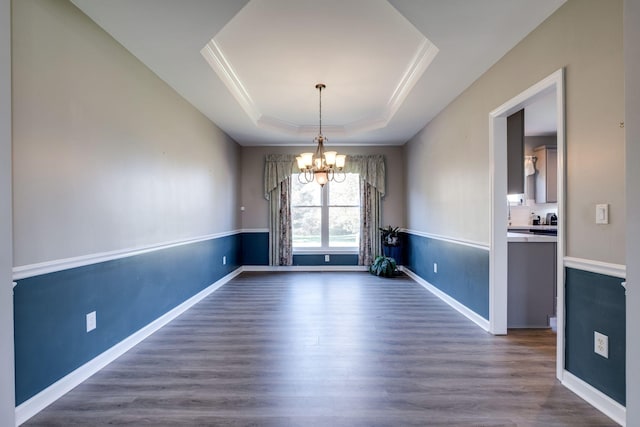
[293,249,358,255]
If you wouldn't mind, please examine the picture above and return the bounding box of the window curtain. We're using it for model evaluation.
[264,154,295,266]
[344,155,385,266]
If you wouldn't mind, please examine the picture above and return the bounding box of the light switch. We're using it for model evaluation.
[596,204,609,224]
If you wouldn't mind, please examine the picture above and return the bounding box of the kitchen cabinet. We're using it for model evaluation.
[507,109,525,194]
[534,145,557,203]
[507,240,556,328]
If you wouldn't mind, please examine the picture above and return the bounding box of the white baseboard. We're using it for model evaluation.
[401,267,490,332]
[562,370,626,426]
[242,265,368,272]
[15,267,242,426]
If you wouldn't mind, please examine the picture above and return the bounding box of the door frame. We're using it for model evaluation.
[488,68,566,380]
[0,0,15,424]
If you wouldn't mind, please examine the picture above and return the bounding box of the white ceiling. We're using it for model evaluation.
[71,0,566,146]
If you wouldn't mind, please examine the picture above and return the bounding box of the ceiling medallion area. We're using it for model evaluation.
[200,0,439,139]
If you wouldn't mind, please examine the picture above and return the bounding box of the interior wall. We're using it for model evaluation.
[0,0,15,423]
[11,0,243,411]
[625,0,640,423]
[239,145,405,230]
[404,0,624,264]
[12,0,241,268]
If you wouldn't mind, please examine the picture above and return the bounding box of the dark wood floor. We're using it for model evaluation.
[26,272,615,426]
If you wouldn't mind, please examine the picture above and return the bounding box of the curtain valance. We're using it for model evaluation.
[264,153,385,198]
[344,155,386,196]
[264,154,296,200]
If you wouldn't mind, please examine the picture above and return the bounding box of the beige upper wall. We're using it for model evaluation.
[240,145,405,230]
[12,0,241,266]
[405,0,624,263]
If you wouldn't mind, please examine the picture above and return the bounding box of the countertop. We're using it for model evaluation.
[508,225,557,231]
[508,232,557,243]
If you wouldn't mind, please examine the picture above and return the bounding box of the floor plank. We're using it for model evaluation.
[25,271,616,426]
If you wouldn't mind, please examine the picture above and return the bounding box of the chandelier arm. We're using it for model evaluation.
[297,172,308,185]
[332,170,346,183]
[304,168,314,183]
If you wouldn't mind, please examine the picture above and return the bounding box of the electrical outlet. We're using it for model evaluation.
[86,311,96,332]
[223,256,227,265]
[325,254,330,262]
[433,263,438,273]
[594,331,608,358]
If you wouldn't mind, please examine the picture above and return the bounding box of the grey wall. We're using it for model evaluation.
[625,0,640,423]
[12,0,241,267]
[240,145,405,230]
[0,0,14,423]
[404,0,625,264]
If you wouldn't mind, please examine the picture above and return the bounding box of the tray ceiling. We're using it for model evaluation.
[71,0,566,146]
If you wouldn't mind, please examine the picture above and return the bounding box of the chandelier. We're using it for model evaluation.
[296,84,346,186]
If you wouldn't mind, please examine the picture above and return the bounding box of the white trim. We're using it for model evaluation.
[489,69,566,382]
[403,229,490,251]
[200,41,261,124]
[13,231,241,280]
[242,265,368,272]
[239,228,268,233]
[385,41,439,127]
[15,267,242,426]
[401,267,490,332]
[564,257,626,279]
[489,111,509,336]
[562,370,626,426]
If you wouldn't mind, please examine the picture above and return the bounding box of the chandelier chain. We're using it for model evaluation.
[318,84,323,137]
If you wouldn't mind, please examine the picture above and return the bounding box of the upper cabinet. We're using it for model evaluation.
[534,145,557,203]
[507,109,525,195]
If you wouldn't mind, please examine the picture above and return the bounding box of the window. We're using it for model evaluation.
[291,173,360,250]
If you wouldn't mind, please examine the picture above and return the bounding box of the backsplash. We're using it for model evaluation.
[509,203,557,226]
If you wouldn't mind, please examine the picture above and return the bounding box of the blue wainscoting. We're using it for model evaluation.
[565,267,626,405]
[241,231,269,265]
[13,234,241,405]
[405,232,490,319]
[293,254,358,266]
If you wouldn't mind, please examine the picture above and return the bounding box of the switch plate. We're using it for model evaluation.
[325,254,330,262]
[596,204,609,224]
[594,331,608,358]
[86,311,96,332]
[223,256,226,265]
[433,263,438,273]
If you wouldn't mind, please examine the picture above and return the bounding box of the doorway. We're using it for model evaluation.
[489,68,565,380]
